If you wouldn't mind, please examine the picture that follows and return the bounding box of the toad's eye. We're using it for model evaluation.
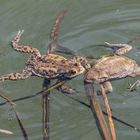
[74,63,79,66]
[70,69,77,74]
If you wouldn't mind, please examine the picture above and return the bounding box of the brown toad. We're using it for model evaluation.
[0,11,90,94]
[85,40,140,93]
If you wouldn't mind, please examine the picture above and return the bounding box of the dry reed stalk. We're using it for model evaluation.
[42,79,51,140]
[84,83,112,140]
[100,84,116,140]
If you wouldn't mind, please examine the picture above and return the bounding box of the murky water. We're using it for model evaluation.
[0,0,140,140]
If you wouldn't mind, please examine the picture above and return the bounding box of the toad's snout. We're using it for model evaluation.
[84,70,99,83]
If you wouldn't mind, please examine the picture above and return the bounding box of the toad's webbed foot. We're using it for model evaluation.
[12,30,41,56]
[127,35,140,45]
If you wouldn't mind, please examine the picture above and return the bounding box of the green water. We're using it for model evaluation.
[0,0,140,140]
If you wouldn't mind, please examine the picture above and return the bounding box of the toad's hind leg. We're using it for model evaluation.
[103,42,132,55]
[12,30,41,56]
[100,35,140,55]
[47,10,67,54]
[0,67,32,82]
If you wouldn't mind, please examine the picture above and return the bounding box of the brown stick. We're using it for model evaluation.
[42,79,51,140]
[100,84,116,140]
[84,82,112,140]
[41,80,66,140]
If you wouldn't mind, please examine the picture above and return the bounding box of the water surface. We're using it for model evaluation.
[0,0,140,140]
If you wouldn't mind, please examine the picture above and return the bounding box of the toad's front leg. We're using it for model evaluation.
[57,85,79,94]
[12,30,41,56]
[102,81,113,93]
[55,80,79,94]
